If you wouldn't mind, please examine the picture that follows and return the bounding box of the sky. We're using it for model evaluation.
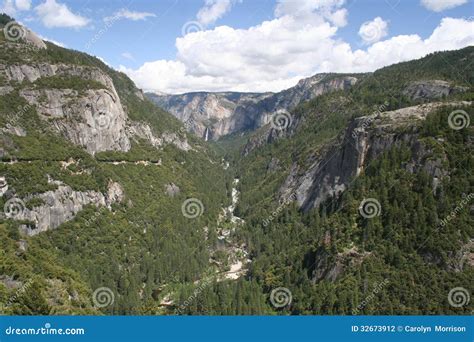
[2,0,473,94]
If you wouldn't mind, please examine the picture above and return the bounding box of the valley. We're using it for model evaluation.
[0,14,473,316]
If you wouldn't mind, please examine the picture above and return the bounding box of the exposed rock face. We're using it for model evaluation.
[1,63,192,154]
[0,86,13,95]
[0,275,23,290]
[280,101,470,211]
[3,63,131,154]
[7,180,124,236]
[24,28,47,49]
[164,183,180,197]
[305,247,370,283]
[242,125,285,156]
[403,80,468,100]
[4,64,114,86]
[128,122,191,151]
[1,124,26,137]
[21,87,131,154]
[147,74,357,140]
[147,92,269,140]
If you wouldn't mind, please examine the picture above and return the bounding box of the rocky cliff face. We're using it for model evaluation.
[146,92,269,140]
[280,101,470,211]
[2,61,191,154]
[403,80,468,100]
[3,177,124,236]
[147,74,358,140]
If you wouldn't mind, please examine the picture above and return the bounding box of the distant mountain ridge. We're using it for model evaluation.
[146,73,358,140]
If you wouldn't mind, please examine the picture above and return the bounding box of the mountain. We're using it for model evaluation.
[146,73,358,140]
[0,13,473,316]
[0,16,233,314]
[231,46,473,314]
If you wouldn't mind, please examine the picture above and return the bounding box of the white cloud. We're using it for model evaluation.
[122,1,474,95]
[197,0,238,26]
[421,0,468,12]
[15,0,30,11]
[97,56,111,67]
[121,52,135,61]
[1,0,30,16]
[275,0,348,27]
[104,8,156,22]
[35,0,89,28]
[37,33,66,47]
[358,17,389,44]
[0,0,16,16]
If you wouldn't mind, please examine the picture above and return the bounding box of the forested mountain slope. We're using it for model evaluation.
[227,46,473,314]
[0,16,233,314]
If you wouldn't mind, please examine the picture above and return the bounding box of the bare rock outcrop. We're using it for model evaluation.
[305,247,370,283]
[5,180,124,236]
[147,74,358,140]
[403,80,468,101]
[280,102,470,211]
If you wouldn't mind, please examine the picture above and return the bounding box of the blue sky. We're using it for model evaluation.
[2,0,473,93]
